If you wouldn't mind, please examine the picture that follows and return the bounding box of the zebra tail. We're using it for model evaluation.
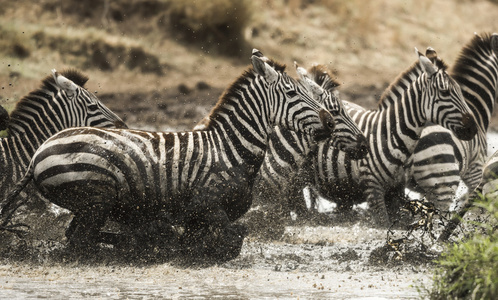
[0,165,35,230]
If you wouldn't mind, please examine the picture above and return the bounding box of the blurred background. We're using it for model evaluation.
[2,0,498,131]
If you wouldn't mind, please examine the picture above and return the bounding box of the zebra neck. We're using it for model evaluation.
[451,37,498,135]
[206,121,269,171]
[456,77,497,135]
[374,91,426,157]
[3,128,48,169]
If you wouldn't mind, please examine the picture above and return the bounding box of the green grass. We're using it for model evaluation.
[424,197,498,299]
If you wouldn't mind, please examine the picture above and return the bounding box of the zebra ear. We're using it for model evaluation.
[416,48,437,78]
[295,62,309,80]
[251,54,279,84]
[425,47,438,64]
[52,69,78,97]
[296,64,325,100]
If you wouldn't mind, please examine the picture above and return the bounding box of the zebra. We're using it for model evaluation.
[0,105,8,131]
[0,50,337,261]
[307,48,477,227]
[254,63,368,218]
[478,149,498,202]
[404,33,498,241]
[0,69,127,229]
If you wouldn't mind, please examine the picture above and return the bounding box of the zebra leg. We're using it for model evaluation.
[438,171,484,242]
[181,196,246,262]
[455,162,485,209]
[364,184,391,227]
[438,201,472,242]
[287,163,315,218]
[65,196,114,251]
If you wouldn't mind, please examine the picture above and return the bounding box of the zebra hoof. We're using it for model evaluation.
[205,223,247,262]
[181,223,247,262]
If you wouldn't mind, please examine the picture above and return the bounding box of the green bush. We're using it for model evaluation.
[427,197,498,299]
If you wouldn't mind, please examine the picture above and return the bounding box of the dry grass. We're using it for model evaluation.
[167,0,254,57]
[1,0,498,109]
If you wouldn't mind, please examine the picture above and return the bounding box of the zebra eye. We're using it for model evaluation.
[327,120,335,130]
[440,89,450,97]
[88,104,98,110]
[286,90,298,97]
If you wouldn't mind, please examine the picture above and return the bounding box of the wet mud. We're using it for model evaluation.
[0,203,439,299]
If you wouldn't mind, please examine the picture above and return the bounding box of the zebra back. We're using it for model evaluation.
[408,33,498,210]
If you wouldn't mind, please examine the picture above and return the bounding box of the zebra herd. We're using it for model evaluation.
[0,33,497,261]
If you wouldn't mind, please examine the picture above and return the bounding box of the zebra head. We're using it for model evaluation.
[416,49,477,141]
[52,69,127,129]
[295,64,369,159]
[251,50,335,141]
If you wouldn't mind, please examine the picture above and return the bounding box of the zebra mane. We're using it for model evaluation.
[376,55,448,108]
[432,55,448,71]
[8,69,89,123]
[451,32,493,77]
[307,65,340,91]
[201,59,287,129]
[377,61,422,107]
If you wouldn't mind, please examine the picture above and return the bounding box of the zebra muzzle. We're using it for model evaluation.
[453,112,477,141]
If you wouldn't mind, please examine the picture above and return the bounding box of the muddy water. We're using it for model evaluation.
[2,125,473,300]
[0,224,432,299]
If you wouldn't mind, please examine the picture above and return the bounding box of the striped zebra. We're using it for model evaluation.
[0,50,337,261]
[255,64,368,217]
[407,33,498,207]
[308,48,477,227]
[0,105,8,131]
[405,33,498,241]
[0,69,126,211]
[478,149,498,201]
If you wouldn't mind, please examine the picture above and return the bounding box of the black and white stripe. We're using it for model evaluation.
[0,69,126,204]
[309,49,477,226]
[407,33,498,212]
[255,64,368,214]
[478,149,498,201]
[1,51,336,260]
[0,105,8,131]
